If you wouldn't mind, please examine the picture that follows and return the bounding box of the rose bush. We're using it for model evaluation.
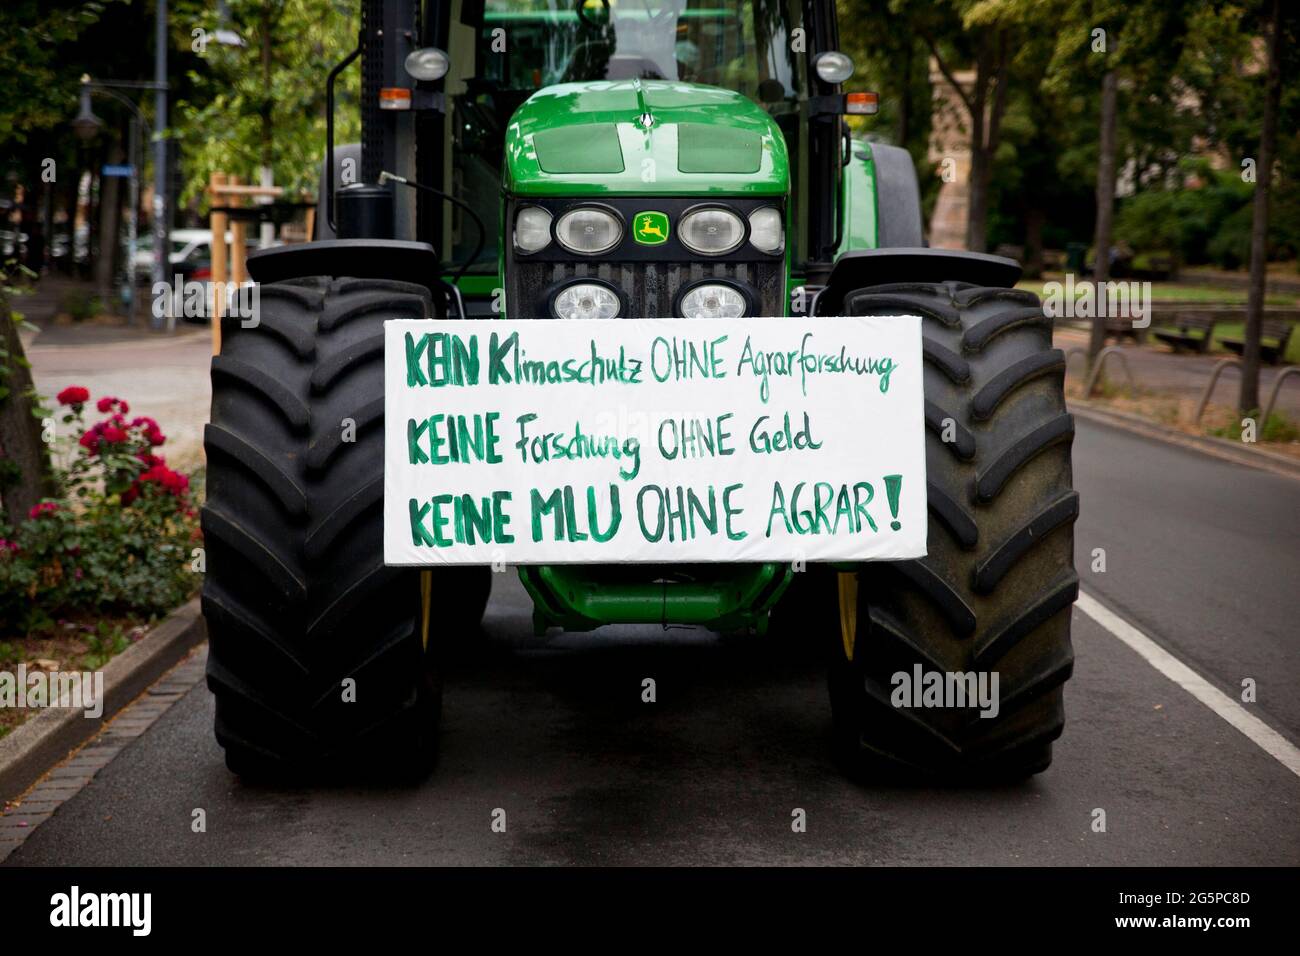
[0,387,201,636]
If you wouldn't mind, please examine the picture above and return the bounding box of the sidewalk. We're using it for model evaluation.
[14,278,212,471]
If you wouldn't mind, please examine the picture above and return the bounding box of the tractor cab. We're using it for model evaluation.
[354,0,863,308]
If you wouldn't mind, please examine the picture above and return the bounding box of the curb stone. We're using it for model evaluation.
[0,597,207,805]
[1068,399,1300,481]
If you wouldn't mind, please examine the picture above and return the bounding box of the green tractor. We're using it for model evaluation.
[207,0,1077,781]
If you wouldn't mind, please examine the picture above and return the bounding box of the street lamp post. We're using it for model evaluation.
[72,77,167,326]
[154,0,169,330]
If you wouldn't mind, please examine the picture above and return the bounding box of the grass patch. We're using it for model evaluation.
[1019,278,1298,307]
[0,615,151,740]
[1208,411,1300,443]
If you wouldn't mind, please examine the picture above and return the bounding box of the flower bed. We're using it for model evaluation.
[0,387,201,737]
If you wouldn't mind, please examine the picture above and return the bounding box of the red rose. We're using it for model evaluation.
[78,430,100,453]
[101,426,128,443]
[139,464,189,497]
[57,386,90,406]
[97,396,129,414]
[28,501,60,519]
[147,428,165,446]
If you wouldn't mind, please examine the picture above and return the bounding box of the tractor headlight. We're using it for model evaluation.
[553,282,622,320]
[514,206,553,254]
[555,206,623,255]
[404,47,450,82]
[747,207,784,255]
[680,207,745,255]
[678,283,748,319]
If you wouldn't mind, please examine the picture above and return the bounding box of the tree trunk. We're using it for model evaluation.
[967,146,988,252]
[962,33,1008,254]
[0,292,56,524]
[1089,69,1119,363]
[1240,0,1282,415]
[94,139,125,306]
[1024,206,1045,278]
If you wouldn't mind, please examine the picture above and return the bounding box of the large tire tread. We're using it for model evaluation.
[202,277,483,779]
[830,280,1078,781]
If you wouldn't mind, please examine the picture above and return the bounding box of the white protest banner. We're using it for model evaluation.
[383,316,927,565]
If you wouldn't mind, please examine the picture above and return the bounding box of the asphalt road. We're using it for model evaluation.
[5,417,1299,866]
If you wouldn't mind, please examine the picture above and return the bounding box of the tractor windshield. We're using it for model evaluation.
[439,0,805,277]
[480,0,803,101]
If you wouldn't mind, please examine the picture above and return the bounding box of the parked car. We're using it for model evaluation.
[133,228,281,284]
[132,229,226,283]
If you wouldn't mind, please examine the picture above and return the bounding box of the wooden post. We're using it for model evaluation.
[230,174,248,288]
[304,205,316,242]
[210,171,229,355]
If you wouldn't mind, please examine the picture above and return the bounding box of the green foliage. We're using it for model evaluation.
[0,1,116,148]
[1209,411,1300,444]
[81,620,130,670]
[0,490,198,637]
[1114,166,1255,268]
[170,0,361,208]
[59,289,103,323]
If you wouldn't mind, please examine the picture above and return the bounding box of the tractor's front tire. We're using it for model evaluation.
[828,281,1078,781]
[202,276,488,780]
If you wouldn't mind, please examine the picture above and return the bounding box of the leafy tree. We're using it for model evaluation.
[169,0,360,209]
[1240,0,1288,413]
[911,0,1029,253]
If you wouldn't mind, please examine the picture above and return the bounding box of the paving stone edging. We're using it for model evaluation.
[1068,400,1300,481]
[0,597,206,805]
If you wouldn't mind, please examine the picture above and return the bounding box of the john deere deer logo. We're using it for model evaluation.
[634,211,670,245]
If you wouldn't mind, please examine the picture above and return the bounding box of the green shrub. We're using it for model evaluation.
[0,387,200,638]
[59,290,102,323]
[1115,166,1253,268]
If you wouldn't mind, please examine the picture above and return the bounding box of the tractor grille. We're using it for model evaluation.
[507,259,785,320]
[504,196,787,320]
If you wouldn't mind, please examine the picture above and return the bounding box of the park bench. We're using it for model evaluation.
[1152,313,1218,354]
[1221,318,1295,365]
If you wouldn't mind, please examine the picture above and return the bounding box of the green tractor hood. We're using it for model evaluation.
[504,79,788,197]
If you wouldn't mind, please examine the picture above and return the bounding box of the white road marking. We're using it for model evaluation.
[1077,589,1300,780]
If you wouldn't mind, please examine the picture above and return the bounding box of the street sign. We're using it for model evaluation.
[101,164,134,177]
